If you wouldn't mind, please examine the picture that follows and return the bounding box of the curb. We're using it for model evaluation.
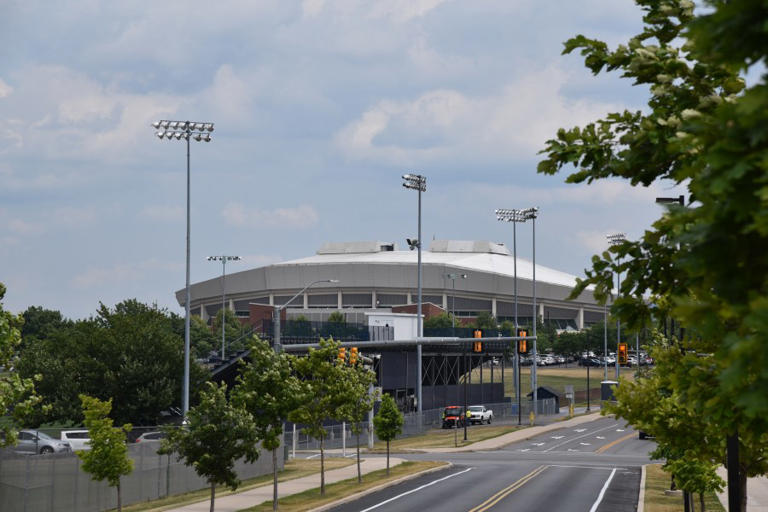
[308,461,453,512]
[638,464,647,512]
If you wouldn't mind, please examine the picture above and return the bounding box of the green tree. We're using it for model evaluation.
[233,338,303,510]
[423,313,455,329]
[211,308,250,355]
[327,312,345,324]
[17,299,207,426]
[373,393,404,475]
[337,359,378,483]
[0,283,41,446]
[161,382,260,512]
[190,315,217,360]
[77,395,133,512]
[537,2,768,507]
[19,306,71,350]
[469,312,498,332]
[288,337,347,495]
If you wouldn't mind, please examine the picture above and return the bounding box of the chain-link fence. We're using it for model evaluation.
[0,429,278,512]
[285,397,557,453]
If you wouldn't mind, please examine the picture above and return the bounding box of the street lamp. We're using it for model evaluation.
[206,255,241,360]
[151,119,214,418]
[443,273,468,333]
[273,279,339,353]
[402,173,426,420]
[496,207,539,423]
[607,232,626,381]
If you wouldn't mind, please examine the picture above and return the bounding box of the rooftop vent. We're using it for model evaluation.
[429,240,510,255]
[317,241,398,254]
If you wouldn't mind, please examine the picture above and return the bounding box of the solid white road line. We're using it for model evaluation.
[358,467,474,512]
[543,423,619,452]
[588,468,617,512]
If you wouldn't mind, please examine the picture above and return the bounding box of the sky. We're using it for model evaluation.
[0,0,687,320]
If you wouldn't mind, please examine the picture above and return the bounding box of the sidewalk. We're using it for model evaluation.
[162,457,404,512]
[425,411,605,453]
[716,468,768,511]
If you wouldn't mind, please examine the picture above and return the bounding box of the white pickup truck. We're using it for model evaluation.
[467,405,493,425]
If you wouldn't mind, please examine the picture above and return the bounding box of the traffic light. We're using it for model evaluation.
[349,347,358,365]
[618,343,628,365]
[473,329,483,352]
[338,347,346,364]
[517,329,528,354]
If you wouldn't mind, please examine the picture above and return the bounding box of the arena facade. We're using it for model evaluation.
[178,240,605,330]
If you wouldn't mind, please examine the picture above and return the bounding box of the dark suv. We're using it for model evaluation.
[441,406,466,429]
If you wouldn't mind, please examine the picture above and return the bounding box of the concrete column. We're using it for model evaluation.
[303,293,308,309]
[491,298,497,317]
[538,303,544,323]
[407,292,412,304]
[442,293,448,311]
[200,306,208,322]
[577,308,584,330]
[372,290,377,309]
[337,290,343,309]
[269,294,274,306]
[228,298,235,311]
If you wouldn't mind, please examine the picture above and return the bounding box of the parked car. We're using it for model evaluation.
[16,430,72,454]
[467,405,493,425]
[441,406,466,429]
[578,356,602,367]
[60,430,91,451]
[542,355,556,366]
[135,431,167,443]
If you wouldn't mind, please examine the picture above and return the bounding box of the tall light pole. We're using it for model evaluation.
[496,207,538,423]
[207,255,241,359]
[607,233,626,381]
[151,119,213,418]
[402,173,426,420]
[443,273,468,333]
[273,279,339,353]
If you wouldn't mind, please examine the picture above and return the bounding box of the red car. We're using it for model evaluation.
[442,406,466,429]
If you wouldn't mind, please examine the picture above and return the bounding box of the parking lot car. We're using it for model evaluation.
[578,356,602,367]
[441,406,466,429]
[60,430,91,451]
[16,430,72,454]
[467,405,493,425]
[135,431,166,443]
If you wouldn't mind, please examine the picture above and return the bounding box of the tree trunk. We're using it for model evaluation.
[700,492,705,512]
[272,447,279,511]
[356,428,362,484]
[117,480,122,512]
[740,468,748,512]
[386,440,390,476]
[210,481,215,512]
[320,434,325,495]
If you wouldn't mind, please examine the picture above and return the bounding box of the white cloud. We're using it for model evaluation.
[335,66,625,165]
[0,78,13,98]
[221,203,319,229]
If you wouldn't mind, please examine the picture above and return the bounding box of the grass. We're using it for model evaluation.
[370,423,523,451]
[643,464,725,512]
[121,458,355,512]
[468,365,637,397]
[240,460,447,511]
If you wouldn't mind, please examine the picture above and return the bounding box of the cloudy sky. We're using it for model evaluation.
[0,0,686,319]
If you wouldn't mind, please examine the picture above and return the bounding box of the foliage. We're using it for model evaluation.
[78,395,133,512]
[17,299,207,426]
[336,359,378,483]
[233,338,303,509]
[538,2,768,504]
[423,313,455,329]
[288,337,348,494]
[0,283,42,446]
[373,393,404,475]
[190,315,218,360]
[211,308,251,355]
[327,312,345,324]
[19,306,72,350]
[161,381,260,512]
[468,312,498,332]
[665,456,724,499]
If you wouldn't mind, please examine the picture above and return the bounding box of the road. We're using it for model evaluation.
[329,416,659,512]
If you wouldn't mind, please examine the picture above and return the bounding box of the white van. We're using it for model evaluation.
[60,430,91,451]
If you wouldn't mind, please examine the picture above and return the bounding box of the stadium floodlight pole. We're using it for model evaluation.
[151,119,213,418]
[273,279,339,353]
[443,273,468,334]
[496,207,533,424]
[607,233,626,380]
[402,173,426,422]
[206,255,241,359]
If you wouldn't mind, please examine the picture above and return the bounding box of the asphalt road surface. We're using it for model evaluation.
[329,416,658,512]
